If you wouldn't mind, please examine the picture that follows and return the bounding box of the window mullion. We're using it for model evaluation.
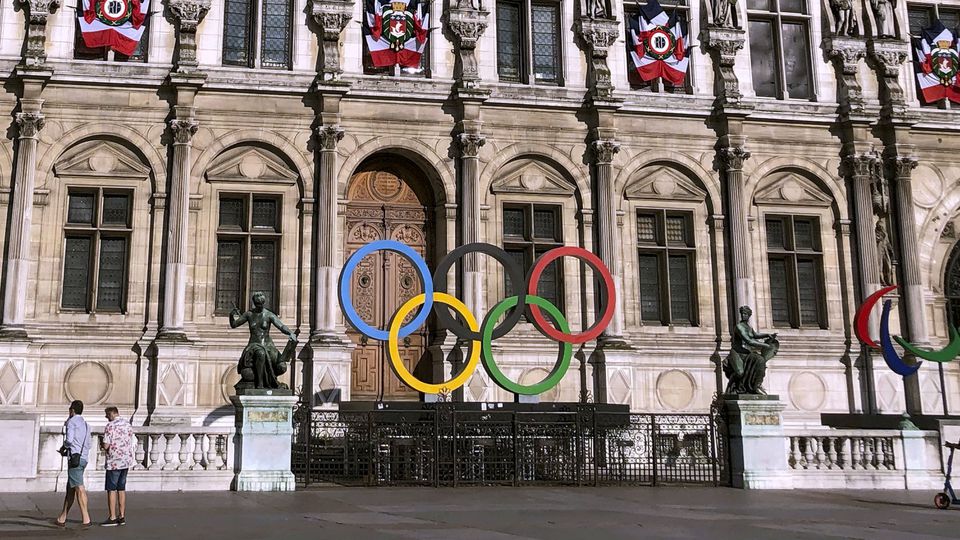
[526,0,534,85]
[253,0,263,68]
[789,253,801,327]
[90,231,102,312]
[775,14,788,99]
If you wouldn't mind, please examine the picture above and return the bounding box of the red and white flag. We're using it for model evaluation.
[629,0,689,85]
[914,19,960,104]
[365,0,429,70]
[78,0,149,56]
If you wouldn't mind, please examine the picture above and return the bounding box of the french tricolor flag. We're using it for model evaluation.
[629,0,689,85]
[78,0,150,57]
[913,20,960,105]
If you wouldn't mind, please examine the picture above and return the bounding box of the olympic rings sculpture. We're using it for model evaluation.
[338,240,616,395]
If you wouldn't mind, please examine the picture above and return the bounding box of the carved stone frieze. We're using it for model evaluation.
[15,112,45,139]
[702,26,747,108]
[575,17,620,101]
[168,0,212,73]
[458,133,486,158]
[316,125,345,150]
[447,7,490,89]
[592,139,620,164]
[312,0,356,82]
[21,0,60,68]
[170,118,199,144]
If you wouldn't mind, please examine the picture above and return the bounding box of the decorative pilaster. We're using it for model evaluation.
[311,0,355,82]
[313,124,345,337]
[824,37,867,115]
[0,109,45,338]
[592,138,624,341]
[575,16,620,101]
[702,26,747,109]
[159,116,199,339]
[20,0,60,68]
[457,132,485,321]
[719,141,753,312]
[168,0,212,74]
[447,4,489,90]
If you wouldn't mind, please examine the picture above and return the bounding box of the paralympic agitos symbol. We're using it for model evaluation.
[338,241,615,396]
[854,285,960,377]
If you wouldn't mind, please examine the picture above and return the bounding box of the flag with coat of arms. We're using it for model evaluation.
[913,19,960,104]
[365,0,430,70]
[78,0,149,56]
[628,0,689,85]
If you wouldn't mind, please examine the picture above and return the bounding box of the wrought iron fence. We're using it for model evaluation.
[293,403,729,487]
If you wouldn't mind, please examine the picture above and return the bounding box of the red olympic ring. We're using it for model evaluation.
[527,246,616,345]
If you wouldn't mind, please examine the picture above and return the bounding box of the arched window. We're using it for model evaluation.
[944,240,960,327]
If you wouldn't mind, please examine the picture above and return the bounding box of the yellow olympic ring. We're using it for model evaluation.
[388,292,481,394]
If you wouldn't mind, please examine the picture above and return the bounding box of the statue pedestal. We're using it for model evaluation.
[724,395,793,489]
[230,391,298,491]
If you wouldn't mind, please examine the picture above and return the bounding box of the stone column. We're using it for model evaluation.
[458,133,485,319]
[21,0,60,68]
[311,0,354,82]
[0,108,45,337]
[845,152,882,313]
[313,124,344,337]
[159,115,199,338]
[889,155,924,339]
[168,0,212,74]
[593,138,624,340]
[447,5,489,90]
[719,140,753,312]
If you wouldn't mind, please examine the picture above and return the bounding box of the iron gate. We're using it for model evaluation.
[292,403,729,487]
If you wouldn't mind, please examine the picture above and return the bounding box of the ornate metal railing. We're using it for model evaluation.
[292,404,728,487]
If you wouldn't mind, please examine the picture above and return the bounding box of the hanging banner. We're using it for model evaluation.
[364,0,429,70]
[628,0,689,85]
[78,0,149,56]
[914,19,960,104]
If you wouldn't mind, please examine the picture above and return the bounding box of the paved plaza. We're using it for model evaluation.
[1,487,959,539]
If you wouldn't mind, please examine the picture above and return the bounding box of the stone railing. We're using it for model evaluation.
[30,425,235,492]
[784,428,942,489]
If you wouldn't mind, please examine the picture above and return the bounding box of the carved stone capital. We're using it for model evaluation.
[703,26,747,108]
[20,0,60,67]
[867,39,912,117]
[15,111,45,139]
[824,36,868,114]
[458,133,485,158]
[841,152,878,179]
[888,156,918,178]
[575,17,620,101]
[312,0,355,81]
[169,118,199,145]
[719,146,750,170]
[447,7,490,89]
[168,0,211,31]
[23,0,59,24]
[316,125,345,150]
[592,139,620,164]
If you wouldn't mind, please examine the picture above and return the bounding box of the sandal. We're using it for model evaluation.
[53,519,66,528]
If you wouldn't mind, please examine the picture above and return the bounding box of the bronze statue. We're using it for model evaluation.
[230,292,298,392]
[723,306,779,395]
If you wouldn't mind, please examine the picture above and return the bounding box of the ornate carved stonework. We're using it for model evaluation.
[841,152,878,179]
[592,139,620,164]
[21,0,60,68]
[447,7,489,89]
[720,146,751,170]
[15,112,45,139]
[168,0,212,73]
[575,17,620,101]
[311,0,355,82]
[888,155,918,179]
[316,125,345,150]
[170,118,199,144]
[824,36,867,114]
[458,133,485,158]
[703,26,747,108]
[867,39,913,118]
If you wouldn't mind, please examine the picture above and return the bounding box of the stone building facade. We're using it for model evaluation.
[0,0,959,431]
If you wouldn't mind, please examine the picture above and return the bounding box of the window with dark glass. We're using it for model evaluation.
[222,0,293,69]
[908,3,960,107]
[61,189,133,312]
[496,1,562,85]
[73,18,150,63]
[625,0,692,93]
[502,204,564,313]
[215,194,282,314]
[765,215,825,328]
[636,211,697,325]
[747,0,812,99]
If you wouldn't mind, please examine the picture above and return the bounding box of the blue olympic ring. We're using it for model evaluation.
[338,240,433,340]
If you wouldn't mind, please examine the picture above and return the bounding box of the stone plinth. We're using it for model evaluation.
[230,392,298,492]
[724,395,792,489]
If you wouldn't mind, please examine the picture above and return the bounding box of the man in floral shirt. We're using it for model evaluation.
[100,406,135,527]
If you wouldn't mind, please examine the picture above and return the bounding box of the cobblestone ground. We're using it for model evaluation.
[1,487,960,539]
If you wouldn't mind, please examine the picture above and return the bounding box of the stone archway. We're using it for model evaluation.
[344,160,436,401]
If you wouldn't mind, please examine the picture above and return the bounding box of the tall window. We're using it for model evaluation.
[215,194,282,313]
[502,204,564,312]
[636,211,697,325]
[766,215,825,328]
[74,20,149,63]
[223,0,293,69]
[625,0,692,93]
[496,1,563,85]
[61,190,133,312]
[747,0,812,99]
[908,3,960,107]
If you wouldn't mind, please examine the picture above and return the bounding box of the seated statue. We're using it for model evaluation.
[723,305,779,395]
[230,292,298,392]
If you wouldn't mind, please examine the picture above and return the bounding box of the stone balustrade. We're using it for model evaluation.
[783,428,942,489]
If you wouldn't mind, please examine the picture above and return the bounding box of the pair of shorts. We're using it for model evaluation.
[105,468,128,491]
[67,460,87,488]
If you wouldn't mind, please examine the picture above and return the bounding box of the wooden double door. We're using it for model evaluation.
[345,170,432,401]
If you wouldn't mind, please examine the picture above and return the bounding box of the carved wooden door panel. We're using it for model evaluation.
[345,171,429,401]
